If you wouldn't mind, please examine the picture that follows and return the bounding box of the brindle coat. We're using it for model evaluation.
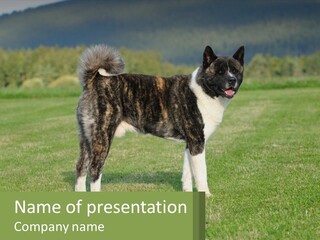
[75,45,244,196]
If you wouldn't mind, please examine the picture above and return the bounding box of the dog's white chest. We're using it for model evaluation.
[198,96,229,141]
[190,68,230,141]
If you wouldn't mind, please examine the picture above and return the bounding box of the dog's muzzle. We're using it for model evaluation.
[223,76,238,98]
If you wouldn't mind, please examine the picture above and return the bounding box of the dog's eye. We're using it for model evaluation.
[217,69,225,75]
[230,67,238,74]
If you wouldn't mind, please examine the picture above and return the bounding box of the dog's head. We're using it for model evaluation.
[197,45,244,99]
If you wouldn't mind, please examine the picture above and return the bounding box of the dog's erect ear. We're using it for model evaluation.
[203,46,218,69]
[233,46,245,66]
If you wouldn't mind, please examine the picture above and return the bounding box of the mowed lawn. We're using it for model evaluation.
[0,87,319,239]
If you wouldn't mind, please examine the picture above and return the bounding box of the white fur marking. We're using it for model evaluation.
[228,71,238,89]
[81,109,94,142]
[190,68,230,142]
[166,137,185,143]
[227,63,238,89]
[90,174,102,192]
[98,68,116,77]
[189,150,211,196]
[227,71,235,78]
[182,149,193,192]
[75,175,87,192]
[114,121,138,137]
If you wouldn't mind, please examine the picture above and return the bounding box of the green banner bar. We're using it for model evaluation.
[0,192,204,240]
[193,192,205,240]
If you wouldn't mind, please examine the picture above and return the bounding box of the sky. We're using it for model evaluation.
[0,0,65,16]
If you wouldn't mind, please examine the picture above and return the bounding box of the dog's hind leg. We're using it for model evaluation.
[75,137,90,192]
[89,129,113,192]
[182,149,193,192]
[89,109,120,192]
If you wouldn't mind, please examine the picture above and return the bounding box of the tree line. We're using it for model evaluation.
[245,52,320,78]
[0,46,319,89]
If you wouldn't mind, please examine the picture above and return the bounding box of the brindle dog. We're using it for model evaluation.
[75,45,244,196]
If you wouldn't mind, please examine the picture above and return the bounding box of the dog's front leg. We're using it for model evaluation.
[189,150,211,197]
[182,149,193,192]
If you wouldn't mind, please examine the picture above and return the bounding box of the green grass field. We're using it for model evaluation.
[0,87,319,239]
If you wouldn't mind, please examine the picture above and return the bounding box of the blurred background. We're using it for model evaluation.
[0,0,319,91]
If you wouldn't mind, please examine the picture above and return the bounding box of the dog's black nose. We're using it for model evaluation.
[228,76,236,84]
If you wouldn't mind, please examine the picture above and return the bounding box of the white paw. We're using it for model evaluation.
[75,184,86,192]
[90,174,102,192]
[75,175,87,192]
[205,191,212,198]
[183,187,193,192]
[182,181,193,192]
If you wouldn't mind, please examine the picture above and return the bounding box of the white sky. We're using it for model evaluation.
[0,0,65,16]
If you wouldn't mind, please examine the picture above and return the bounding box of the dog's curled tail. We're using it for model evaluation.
[78,45,125,87]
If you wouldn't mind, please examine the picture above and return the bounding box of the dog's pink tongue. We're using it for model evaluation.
[225,89,235,96]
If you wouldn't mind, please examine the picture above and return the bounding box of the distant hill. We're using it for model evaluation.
[0,0,319,64]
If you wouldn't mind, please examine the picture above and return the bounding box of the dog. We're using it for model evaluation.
[75,44,244,196]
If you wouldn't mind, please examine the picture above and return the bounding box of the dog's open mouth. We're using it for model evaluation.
[224,88,236,98]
